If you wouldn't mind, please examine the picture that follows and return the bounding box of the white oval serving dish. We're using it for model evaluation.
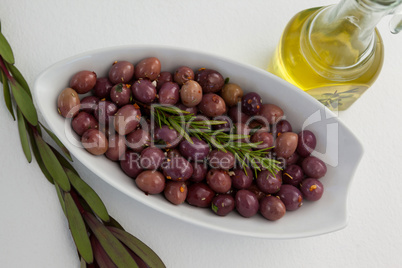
[33,45,363,239]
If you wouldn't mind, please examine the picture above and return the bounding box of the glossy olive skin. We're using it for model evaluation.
[81,129,108,155]
[228,106,249,124]
[282,164,304,187]
[69,70,97,94]
[109,61,134,84]
[179,137,210,161]
[208,150,235,170]
[180,80,203,107]
[154,125,182,149]
[131,79,157,104]
[126,129,151,152]
[57,88,80,118]
[71,111,99,136]
[135,170,165,195]
[140,147,165,170]
[164,181,188,205]
[110,83,131,107]
[235,189,259,218]
[162,156,193,181]
[134,57,161,81]
[114,104,141,135]
[276,184,303,211]
[259,196,286,221]
[105,135,127,161]
[274,132,298,158]
[241,92,262,116]
[301,156,327,179]
[158,82,180,105]
[300,178,324,201]
[80,96,99,114]
[195,68,224,93]
[94,100,118,125]
[120,150,143,178]
[190,162,208,183]
[297,130,317,157]
[93,77,114,99]
[231,167,253,190]
[156,71,173,90]
[251,132,274,150]
[221,83,243,107]
[206,169,232,194]
[186,183,215,208]
[256,170,282,194]
[259,104,284,124]
[211,194,235,216]
[197,93,226,117]
[174,66,194,85]
[274,120,293,135]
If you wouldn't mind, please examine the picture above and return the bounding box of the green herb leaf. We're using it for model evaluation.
[0,31,15,64]
[64,192,93,264]
[40,123,72,161]
[1,69,15,120]
[6,62,31,98]
[115,83,123,93]
[28,127,54,184]
[83,212,138,268]
[224,77,230,84]
[90,235,118,268]
[55,183,66,215]
[10,80,38,126]
[108,226,166,268]
[51,146,78,175]
[80,257,87,268]
[104,216,125,231]
[16,108,32,163]
[65,168,109,222]
[33,132,70,191]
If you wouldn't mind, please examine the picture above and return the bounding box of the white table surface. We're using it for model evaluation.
[1,0,402,267]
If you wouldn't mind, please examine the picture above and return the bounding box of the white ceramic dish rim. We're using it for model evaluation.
[33,44,364,239]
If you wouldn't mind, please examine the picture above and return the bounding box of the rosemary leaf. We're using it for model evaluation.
[64,192,93,263]
[65,168,110,222]
[16,108,32,163]
[83,212,138,268]
[28,127,54,184]
[108,226,166,268]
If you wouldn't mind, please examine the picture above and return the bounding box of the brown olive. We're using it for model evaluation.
[259,104,284,124]
[174,66,194,86]
[81,129,108,155]
[105,135,127,161]
[69,70,97,94]
[274,132,298,158]
[134,57,161,81]
[197,93,226,117]
[180,80,203,107]
[109,61,134,84]
[221,83,243,107]
[135,170,166,194]
[57,88,80,118]
[114,104,141,135]
[164,181,188,205]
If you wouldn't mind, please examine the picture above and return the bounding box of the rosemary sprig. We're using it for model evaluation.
[0,26,165,267]
[151,105,282,175]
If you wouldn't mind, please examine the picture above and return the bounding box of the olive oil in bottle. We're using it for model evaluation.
[268,0,402,110]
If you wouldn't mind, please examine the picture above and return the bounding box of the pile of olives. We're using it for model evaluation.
[57,56,327,221]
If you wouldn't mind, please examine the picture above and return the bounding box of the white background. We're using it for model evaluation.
[1,0,402,267]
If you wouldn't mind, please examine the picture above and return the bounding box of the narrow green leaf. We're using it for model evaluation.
[104,216,125,231]
[65,168,109,222]
[83,212,138,268]
[64,192,93,263]
[90,235,118,268]
[55,183,66,216]
[10,80,38,126]
[33,132,70,191]
[28,127,54,184]
[6,62,31,98]
[108,226,166,268]
[0,31,15,64]
[51,146,78,175]
[1,70,15,120]
[40,123,72,161]
[17,108,32,163]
